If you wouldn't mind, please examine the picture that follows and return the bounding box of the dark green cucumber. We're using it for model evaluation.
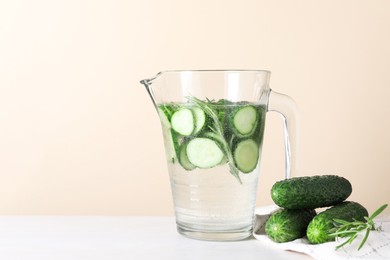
[306,201,368,244]
[265,208,316,243]
[271,175,352,209]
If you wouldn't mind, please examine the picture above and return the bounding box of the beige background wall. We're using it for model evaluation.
[0,0,389,215]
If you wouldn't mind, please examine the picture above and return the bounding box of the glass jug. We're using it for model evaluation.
[140,70,297,241]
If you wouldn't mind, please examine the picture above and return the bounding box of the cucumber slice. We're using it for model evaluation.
[233,139,259,173]
[203,132,228,165]
[186,138,224,169]
[178,143,196,171]
[171,108,194,136]
[232,105,258,136]
[192,107,206,134]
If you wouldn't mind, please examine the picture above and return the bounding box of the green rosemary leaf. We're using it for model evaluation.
[335,236,354,250]
[332,204,387,251]
[333,219,352,225]
[358,228,371,250]
[369,204,388,221]
[329,230,357,237]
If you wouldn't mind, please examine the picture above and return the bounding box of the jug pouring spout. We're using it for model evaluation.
[140,71,163,87]
[140,72,162,107]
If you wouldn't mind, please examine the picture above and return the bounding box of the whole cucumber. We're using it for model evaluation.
[271,175,352,209]
[306,201,368,244]
[265,208,316,243]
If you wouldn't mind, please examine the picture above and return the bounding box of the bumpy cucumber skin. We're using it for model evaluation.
[271,175,352,209]
[265,209,316,243]
[306,201,368,244]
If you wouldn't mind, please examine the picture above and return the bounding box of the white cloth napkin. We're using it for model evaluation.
[253,205,390,260]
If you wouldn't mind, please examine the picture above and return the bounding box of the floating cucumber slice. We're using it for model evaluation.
[186,138,224,169]
[233,139,259,173]
[178,143,196,171]
[203,132,228,165]
[171,108,194,136]
[192,107,206,134]
[232,105,258,136]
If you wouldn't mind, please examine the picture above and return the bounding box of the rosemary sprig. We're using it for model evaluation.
[186,96,242,183]
[329,204,388,250]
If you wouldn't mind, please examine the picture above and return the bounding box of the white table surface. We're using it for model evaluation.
[0,216,312,260]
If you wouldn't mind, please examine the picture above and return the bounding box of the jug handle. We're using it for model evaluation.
[267,90,298,179]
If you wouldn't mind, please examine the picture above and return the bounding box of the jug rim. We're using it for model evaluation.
[140,70,271,86]
[155,69,271,74]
